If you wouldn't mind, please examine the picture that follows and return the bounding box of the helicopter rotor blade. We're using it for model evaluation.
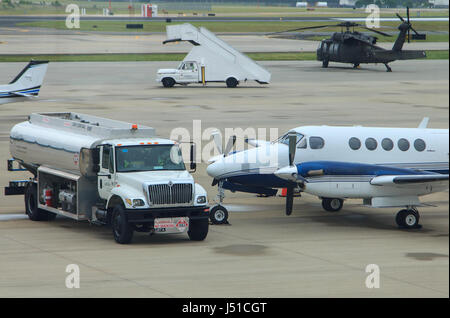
[363,27,392,37]
[396,13,405,23]
[266,24,339,36]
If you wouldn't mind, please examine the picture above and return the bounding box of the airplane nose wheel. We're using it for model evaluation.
[396,209,421,229]
[210,205,229,224]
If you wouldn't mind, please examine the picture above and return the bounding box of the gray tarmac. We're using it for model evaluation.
[0,60,448,297]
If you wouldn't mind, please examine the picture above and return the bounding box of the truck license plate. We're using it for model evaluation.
[154,217,189,234]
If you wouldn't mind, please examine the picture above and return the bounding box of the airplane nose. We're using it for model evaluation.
[274,166,298,182]
[206,161,224,178]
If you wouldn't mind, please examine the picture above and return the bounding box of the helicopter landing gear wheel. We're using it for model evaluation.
[385,64,392,72]
[322,60,329,68]
[353,63,360,69]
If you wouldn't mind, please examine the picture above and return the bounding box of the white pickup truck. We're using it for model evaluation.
[6,112,209,244]
[156,24,271,88]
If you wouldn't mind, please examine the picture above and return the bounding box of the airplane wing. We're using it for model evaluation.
[370,174,449,186]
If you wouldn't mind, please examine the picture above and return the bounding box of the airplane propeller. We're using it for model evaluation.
[210,130,237,162]
[285,132,298,216]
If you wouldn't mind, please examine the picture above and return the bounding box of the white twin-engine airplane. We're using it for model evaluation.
[0,60,49,105]
[206,118,449,229]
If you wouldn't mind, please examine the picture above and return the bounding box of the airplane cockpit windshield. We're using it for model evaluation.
[273,132,304,146]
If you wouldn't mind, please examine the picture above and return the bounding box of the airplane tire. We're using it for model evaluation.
[188,218,209,241]
[25,183,56,221]
[111,204,134,244]
[226,77,238,88]
[322,60,329,68]
[322,198,343,212]
[162,77,175,88]
[210,205,229,224]
[396,209,420,229]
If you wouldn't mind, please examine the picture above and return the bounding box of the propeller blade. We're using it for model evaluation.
[407,6,410,24]
[285,185,294,216]
[212,130,223,155]
[408,28,410,43]
[223,135,236,156]
[410,26,420,36]
[396,13,405,22]
[363,27,392,37]
[288,133,297,166]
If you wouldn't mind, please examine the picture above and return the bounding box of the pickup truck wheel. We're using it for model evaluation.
[226,77,238,88]
[188,218,209,241]
[24,183,56,221]
[162,77,175,88]
[112,204,134,244]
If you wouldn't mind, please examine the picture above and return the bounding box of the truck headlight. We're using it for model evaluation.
[132,199,145,207]
[196,196,207,204]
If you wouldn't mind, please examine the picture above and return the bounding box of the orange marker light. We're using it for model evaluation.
[131,124,138,130]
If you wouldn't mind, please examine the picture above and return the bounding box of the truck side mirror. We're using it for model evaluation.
[189,143,196,173]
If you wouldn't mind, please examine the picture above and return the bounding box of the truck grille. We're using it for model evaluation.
[148,183,193,205]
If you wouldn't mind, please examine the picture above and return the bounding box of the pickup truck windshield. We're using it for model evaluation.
[115,145,185,172]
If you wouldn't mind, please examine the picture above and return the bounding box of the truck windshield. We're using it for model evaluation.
[115,145,185,172]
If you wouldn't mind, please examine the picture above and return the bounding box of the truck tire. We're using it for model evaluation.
[162,77,175,88]
[111,204,134,244]
[226,77,238,88]
[24,183,56,221]
[188,218,209,241]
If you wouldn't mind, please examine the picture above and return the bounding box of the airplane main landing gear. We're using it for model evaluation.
[396,208,421,229]
[384,63,392,72]
[210,180,229,224]
[322,198,344,212]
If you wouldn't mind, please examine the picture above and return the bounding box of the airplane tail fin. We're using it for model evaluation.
[8,60,49,96]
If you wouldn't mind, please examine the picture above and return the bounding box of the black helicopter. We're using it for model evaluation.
[270,8,426,72]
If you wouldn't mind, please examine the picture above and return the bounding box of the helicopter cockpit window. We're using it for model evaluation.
[274,132,304,146]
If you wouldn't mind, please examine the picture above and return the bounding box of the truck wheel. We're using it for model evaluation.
[188,218,209,241]
[162,77,175,88]
[226,77,238,88]
[111,204,134,244]
[210,205,229,224]
[322,198,343,212]
[24,183,56,221]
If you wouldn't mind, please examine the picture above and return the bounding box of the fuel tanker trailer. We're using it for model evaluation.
[6,112,209,244]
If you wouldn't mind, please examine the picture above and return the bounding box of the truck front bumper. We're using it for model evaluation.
[126,206,209,224]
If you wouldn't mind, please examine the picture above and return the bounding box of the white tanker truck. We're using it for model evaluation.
[5,112,210,244]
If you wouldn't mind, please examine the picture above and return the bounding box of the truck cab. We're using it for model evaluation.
[157,61,200,87]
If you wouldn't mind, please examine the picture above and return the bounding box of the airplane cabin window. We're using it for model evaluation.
[414,139,426,152]
[309,136,325,149]
[381,138,394,151]
[365,138,378,151]
[349,137,361,150]
[398,138,410,151]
